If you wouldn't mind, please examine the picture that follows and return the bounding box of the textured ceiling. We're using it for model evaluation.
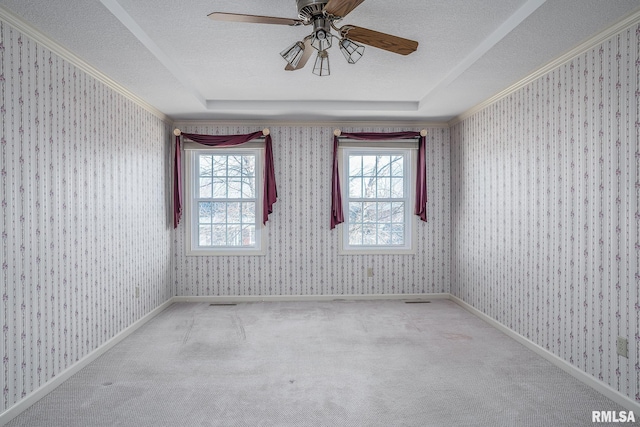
[1,0,639,122]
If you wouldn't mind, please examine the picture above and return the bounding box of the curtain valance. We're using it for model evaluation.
[330,130,427,229]
[173,129,277,228]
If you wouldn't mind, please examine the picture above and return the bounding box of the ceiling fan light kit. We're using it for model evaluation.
[313,50,331,76]
[339,38,365,64]
[209,0,418,76]
[280,41,307,69]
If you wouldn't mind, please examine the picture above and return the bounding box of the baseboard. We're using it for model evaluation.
[449,295,640,414]
[0,299,174,426]
[171,293,450,304]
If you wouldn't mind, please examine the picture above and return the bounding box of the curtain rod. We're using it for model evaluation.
[173,128,270,137]
[333,129,427,138]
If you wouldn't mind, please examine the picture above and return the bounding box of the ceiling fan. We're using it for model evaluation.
[208,0,418,76]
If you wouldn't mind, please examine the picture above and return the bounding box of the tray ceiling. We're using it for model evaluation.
[1,0,638,122]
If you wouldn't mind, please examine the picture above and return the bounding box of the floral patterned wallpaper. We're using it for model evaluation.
[0,19,173,413]
[172,124,451,297]
[450,23,639,402]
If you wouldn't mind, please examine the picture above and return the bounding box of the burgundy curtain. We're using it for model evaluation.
[330,131,427,229]
[173,131,277,228]
[330,135,344,228]
[174,135,183,228]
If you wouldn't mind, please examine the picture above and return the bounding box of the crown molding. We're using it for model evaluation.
[449,7,640,127]
[0,5,171,124]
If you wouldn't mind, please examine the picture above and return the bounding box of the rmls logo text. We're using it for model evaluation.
[592,411,636,423]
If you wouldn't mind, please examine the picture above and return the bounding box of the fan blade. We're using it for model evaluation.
[342,26,418,55]
[208,12,303,26]
[285,39,314,71]
[324,0,366,18]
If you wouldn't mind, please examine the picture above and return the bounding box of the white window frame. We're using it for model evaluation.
[184,145,266,256]
[338,144,417,255]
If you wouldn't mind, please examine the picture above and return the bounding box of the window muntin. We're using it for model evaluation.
[186,148,265,255]
[340,147,415,254]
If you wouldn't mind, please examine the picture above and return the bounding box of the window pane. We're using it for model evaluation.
[391,224,404,245]
[348,224,362,245]
[391,202,404,223]
[227,202,241,224]
[362,156,376,176]
[242,177,255,198]
[377,155,391,176]
[212,225,226,246]
[199,225,212,246]
[391,156,403,176]
[212,202,226,223]
[242,202,255,223]
[376,177,391,198]
[349,156,362,177]
[228,155,242,176]
[227,179,242,198]
[227,225,242,245]
[363,177,376,198]
[391,178,404,198]
[200,155,213,176]
[199,202,212,224]
[348,202,363,223]
[362,224,376,245]
[349,177,362,198]
[362,202,377,223]
[199,178,212,198]
[377,224,392,245]
[212,156,226,176]
[242,156,256,176]
[377,202,392,223]
[242,225,255,245]
[212,178,227,198]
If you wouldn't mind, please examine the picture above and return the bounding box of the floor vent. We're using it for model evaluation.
[209,303,237,306]
[404,300,431,304]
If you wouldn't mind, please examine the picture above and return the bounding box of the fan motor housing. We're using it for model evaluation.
[297,0,328,20]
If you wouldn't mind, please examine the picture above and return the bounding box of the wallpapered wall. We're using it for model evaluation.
[450,23,639,402]
[1,3,637,419]
[0,20,173,413]
[172,125,451,297]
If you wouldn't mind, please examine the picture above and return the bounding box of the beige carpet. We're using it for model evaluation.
[6,299,630,426]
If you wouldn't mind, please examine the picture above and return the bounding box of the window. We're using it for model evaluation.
[340,146,416,254]
[185,147,265,255]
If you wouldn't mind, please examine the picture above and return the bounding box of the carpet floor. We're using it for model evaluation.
[5,299,631,426]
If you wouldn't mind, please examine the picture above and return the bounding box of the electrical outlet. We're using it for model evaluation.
[616,337,628,358]
[135,287,140,299]
[366,267,374,278]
